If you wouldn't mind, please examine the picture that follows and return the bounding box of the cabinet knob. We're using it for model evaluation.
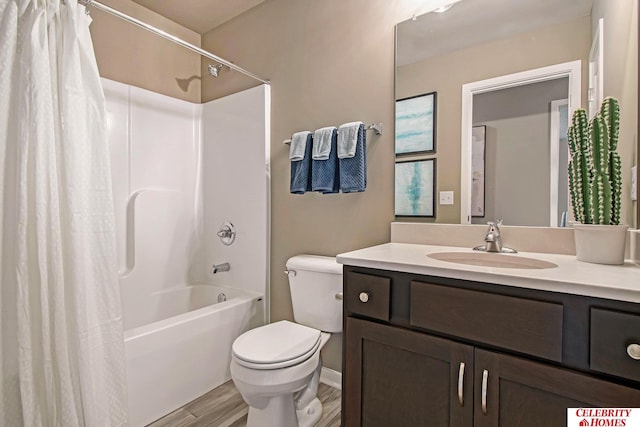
[627,344,640,360]
[359,292,370,303]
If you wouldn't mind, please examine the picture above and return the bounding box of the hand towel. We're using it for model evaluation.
[289,131,311,161]
[311,128,340,194]
[339,123,367,193]
[337,121,364,159]
[290,132,313,194]
[312,126,337,160]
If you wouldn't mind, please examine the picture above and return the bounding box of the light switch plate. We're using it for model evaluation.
[439,191,454,205]
[632,166,637,201]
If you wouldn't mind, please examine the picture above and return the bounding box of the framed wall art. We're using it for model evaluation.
[395,158,436,217]
[395,91,437,155]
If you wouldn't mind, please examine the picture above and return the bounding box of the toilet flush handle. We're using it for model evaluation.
[335,293,343,300]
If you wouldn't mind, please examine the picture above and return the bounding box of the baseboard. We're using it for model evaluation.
[320,367,342,390]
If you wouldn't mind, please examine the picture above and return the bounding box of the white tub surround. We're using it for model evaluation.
[200,85,271,307]
[103,78,201,292]
[104,79,270,301]
[103,79,270,426]
[337,243,640,303]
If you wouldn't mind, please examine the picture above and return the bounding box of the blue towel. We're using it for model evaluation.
[311,128,339,194]
[290,133,313,194]
[339,123,366,192]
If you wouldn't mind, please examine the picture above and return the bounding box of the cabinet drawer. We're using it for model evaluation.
[345,271,390,322]
[410,281,563,361]
[590,308,640,382]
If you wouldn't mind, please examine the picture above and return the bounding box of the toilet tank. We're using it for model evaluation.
[286,255,343,333]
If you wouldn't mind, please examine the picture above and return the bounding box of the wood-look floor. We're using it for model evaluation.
[148,381,341,427]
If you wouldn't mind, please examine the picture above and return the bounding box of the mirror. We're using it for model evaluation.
[395,0,638,227]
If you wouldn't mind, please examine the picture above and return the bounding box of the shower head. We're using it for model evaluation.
[208,63,224,77]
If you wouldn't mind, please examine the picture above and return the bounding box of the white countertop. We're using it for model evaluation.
[337,243,640,303]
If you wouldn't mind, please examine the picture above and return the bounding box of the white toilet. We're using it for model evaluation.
[230,255,342,427]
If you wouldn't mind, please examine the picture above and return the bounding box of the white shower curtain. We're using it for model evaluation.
[0,0,128,425]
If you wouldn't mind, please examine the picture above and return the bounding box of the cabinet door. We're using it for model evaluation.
[474,349,640,427]
[344,317,474,427]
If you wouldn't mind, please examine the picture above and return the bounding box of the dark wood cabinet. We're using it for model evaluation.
[474,349,640,427]
[590,308,640,382]
[345,317,473,427]
[410,281,564,362]
[343,268,640,427]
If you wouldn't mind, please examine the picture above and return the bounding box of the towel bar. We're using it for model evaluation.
[283,122,383,145]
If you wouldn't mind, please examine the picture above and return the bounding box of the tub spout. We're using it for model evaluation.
[211,262,231,274]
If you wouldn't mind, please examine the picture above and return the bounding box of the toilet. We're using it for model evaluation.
[230,255,342,427]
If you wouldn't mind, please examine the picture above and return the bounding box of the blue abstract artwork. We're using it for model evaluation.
[395,159,435,217]
[395,92,436,155]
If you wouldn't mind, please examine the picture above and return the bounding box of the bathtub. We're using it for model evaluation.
[123,284,264,426]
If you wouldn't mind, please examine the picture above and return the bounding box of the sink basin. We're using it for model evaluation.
[427,252,558,269]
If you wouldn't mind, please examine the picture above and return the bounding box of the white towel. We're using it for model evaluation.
[337,121,364,159]
[289,131,311,161]
[312,127,337,160]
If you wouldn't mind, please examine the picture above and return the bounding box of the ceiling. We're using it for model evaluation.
[131,0,266,34]
[397,0,594,66]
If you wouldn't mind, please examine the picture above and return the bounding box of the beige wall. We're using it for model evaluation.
[201,0,423,371]
[593,0,638,228]
[89,0,202,102]
[397,17,591,224]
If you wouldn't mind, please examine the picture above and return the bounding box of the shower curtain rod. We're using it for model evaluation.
[79,0,270,85]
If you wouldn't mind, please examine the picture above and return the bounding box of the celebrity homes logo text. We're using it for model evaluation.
[567,408,640,426]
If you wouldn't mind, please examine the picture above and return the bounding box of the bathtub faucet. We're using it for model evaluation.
[211,262,231,274]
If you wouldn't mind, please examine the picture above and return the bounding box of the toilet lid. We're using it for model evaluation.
[233,320,321,369]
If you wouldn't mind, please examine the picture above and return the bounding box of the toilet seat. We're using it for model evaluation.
[233,320,321,370]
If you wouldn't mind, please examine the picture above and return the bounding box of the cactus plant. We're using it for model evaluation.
[601,97,622,224]
[567,97,622,225]
[567,109,592,224]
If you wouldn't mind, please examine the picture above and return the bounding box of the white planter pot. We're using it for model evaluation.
[573,224,629,265]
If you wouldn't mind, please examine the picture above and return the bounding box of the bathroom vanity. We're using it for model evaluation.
[338,243,640,427]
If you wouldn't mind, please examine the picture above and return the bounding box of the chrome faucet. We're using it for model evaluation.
[473,220,517,253]
[211,262,231,274]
